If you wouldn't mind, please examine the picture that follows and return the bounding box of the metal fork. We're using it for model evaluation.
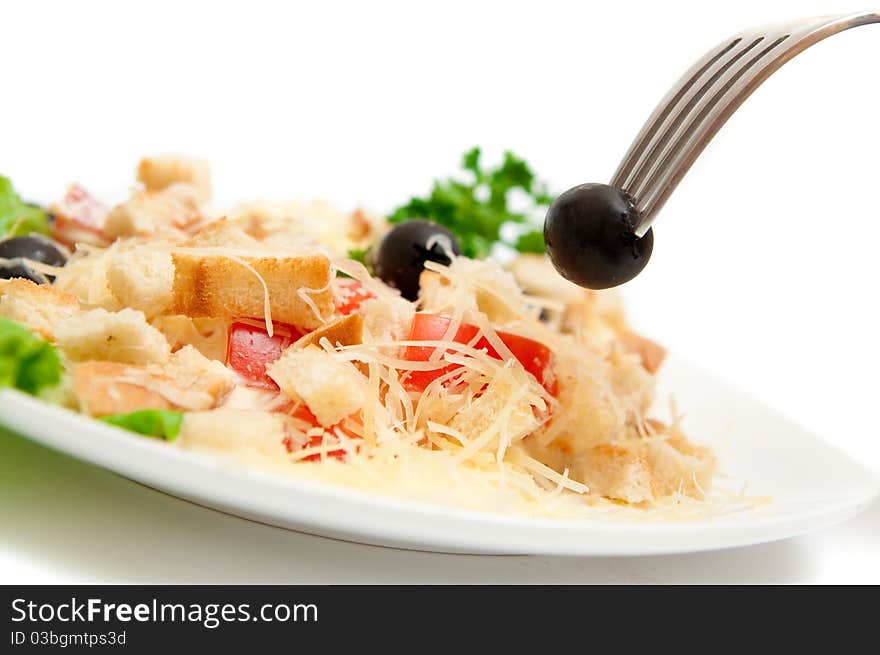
[611,11,879,237]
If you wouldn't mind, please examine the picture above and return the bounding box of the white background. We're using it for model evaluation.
[1,0,878,583]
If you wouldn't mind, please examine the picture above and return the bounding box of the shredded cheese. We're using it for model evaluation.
[40,184,739,520]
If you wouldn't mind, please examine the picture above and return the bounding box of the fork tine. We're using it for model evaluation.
[610,37,744,192]
[619,36,771,200]
[608,12,880,237]
[634,33,793,224]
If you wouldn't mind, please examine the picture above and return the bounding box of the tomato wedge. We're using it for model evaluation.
[402,313,556,394]
[280,403,360,462]
[226,321,303,389]
[334,278,375,315]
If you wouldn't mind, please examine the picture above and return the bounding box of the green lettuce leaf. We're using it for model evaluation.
[101,410,184,441]
[0,317,62,395]
[0,175,50,238]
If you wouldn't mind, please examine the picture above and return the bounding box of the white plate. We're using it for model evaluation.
[0,354,877,555]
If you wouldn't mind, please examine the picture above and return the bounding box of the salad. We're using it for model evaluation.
[0,152,716,517]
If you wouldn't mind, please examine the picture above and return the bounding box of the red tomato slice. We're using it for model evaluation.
[334,278,375,315]
[280,403,359,461]
[403,313,556,394]
[226,321,303,389]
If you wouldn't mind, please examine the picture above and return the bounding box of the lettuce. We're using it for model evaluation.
[101,410,184,441]
[0,175,50,238]
[0,318,62,395]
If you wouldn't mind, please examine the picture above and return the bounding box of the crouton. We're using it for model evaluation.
[643,420,715,498]
[347,208,383,243]
[50,245,124,311]
[227,199,377,255]
[184,217,262,249]
[74,361,174,416]
[170,251,333,329]
[419,258,525,325]
[294,313,363,349]
[106,247,175,318]
[576,444,658,504]
[563,288,628,339]
[360,293,415,343]
[508,254,583,304]
[151,315,228,361]
[158,345,235,401]
[267,345,365,427]
[104,189,201,238]
[0,278,81,340]
[137,155,211,203]
[533,345,627,451]
[417,270,450,311]
[608,349,656,422]
[178,409,292,458]
[618,329,667,374]
[55,308,171,365]
[449,365,541,443]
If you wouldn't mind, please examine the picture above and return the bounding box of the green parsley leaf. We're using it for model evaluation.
[462,147,482,177]
[101,409,184,441]
[388,148,552,258]
[514,229,547,254]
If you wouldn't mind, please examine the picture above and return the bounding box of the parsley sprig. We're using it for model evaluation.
[387,147,552,259]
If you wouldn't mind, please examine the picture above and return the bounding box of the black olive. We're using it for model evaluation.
[371,220,462,300]
[0,262,45,284]
[543,183,653,289]
[0,235,68,283]
[0,235,68,267]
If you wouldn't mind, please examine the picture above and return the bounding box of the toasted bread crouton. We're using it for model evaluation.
[294,313,363,349]
[643,420,715,498]
[267,345,365,427]
[137,155,211,203]
[608,349,656,422]
[106,247,175,318]
[0,278,81,340]
[417,270,450,311]
[178,409,292,458]
[577,444,657,504]
[184,217,262,249]
[51,245,125,311]
[151,315,228,361]
[528,416,715,504]
[74,361,174,416]
[170,251,333,329]
[104,189,201,239]
[449,364,542,443]
[55,308,171,365]
[508,254,583,304]
[158,345,235,401]
[227,200,381,254]
[533,346,627,451]
[360,293,415,343]
[563,288,628,339]
[571,421,714,503]
[418,258,524,325]
[618,330,666,374]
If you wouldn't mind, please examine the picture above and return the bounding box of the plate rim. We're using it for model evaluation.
[1,356,878,556]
